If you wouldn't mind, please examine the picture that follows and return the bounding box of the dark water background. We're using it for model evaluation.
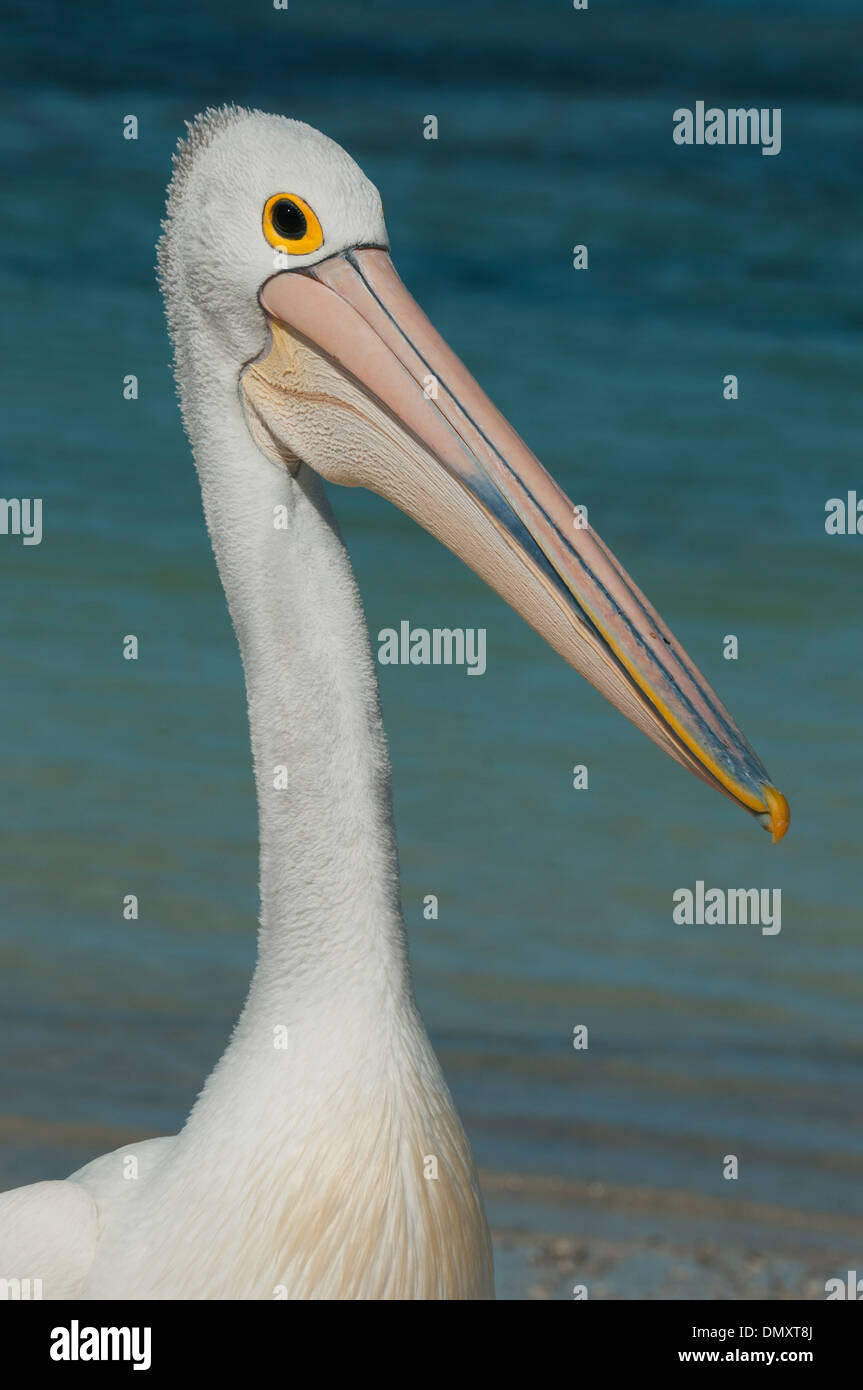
[1,0,862,1296]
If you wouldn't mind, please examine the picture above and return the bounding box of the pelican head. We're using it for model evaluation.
[160,105,788,842]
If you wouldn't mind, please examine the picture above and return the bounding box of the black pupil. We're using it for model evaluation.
[272,198,307,240]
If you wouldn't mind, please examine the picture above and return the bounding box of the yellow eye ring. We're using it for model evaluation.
[262,193,324,256]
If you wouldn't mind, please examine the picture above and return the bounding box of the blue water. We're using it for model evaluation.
[2,0,862,1287]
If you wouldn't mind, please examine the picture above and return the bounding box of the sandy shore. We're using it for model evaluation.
[494,1228,845,1300]
[483,1171,862,1300]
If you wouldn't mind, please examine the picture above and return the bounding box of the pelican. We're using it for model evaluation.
[0,107,788,1300]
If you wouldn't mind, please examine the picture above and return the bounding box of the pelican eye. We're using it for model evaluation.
[262,193,323,256]
[273,199,305,238]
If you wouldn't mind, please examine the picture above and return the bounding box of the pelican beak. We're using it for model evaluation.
[242,247,789,842]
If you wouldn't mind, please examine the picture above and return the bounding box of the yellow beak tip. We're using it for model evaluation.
[761,785,790,844]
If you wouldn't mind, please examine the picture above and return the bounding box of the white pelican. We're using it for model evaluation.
[0,107,788,1300]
